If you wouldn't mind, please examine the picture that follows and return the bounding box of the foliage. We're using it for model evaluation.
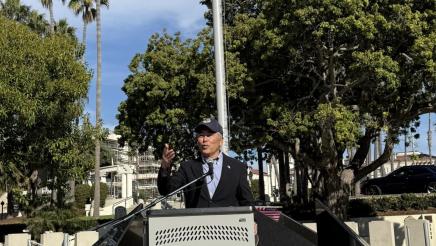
[116,0,435,216]
[101,141,115,167]
[26,208,77,240]
[0,0,49,35]
[91,182,108,207]
[26,208,112,240]
[68,0,109,25]
[0,15,92,208]
[48,116,96,206]
[348,194,436,218]
[74,184,92,209]
[10,188,28,211]
[0,0,78,39]
[225,0,435,216]
[115,29,248,160]
[138,189,156,200]
[250,179,259,200]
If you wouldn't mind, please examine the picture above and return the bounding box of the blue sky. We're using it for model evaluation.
[22,0,207,130]
[19,1,436,157]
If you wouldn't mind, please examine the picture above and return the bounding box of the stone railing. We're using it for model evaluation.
[2,231,98,246]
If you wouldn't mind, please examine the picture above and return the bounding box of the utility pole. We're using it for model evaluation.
[212,0,229,153]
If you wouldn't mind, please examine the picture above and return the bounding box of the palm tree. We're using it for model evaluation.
[40,0,66,33]
[93,0,102,217]
[55,18,76,37]
[68,0,108,62]
[1,0,50,35]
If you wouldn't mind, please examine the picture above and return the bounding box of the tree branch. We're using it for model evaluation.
[354,130,396,181]
[349,129,374,170]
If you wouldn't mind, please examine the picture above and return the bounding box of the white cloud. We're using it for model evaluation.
[21,0,207,33]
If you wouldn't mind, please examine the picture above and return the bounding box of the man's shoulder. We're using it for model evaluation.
[223,154,247,167]
[180,158,202,167]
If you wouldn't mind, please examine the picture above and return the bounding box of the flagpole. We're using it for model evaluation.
[212,0,229,153]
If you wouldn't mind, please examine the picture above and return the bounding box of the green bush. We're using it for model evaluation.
[75,184,92,209]
[348,194,436,217]
[26,208,77,241]
[26,208,112,240]
[91,182,109,207]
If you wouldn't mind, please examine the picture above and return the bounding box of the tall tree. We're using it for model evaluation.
[0,15,91,207]
[40,0,66,33]
[227,0,435,216]
[92,0,102,217]
[1,0,49,35]
[68,0,109,62]
[115,29,248,161]
[117,0,435,217]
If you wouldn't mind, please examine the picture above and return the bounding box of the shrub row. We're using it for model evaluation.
[348,194,436,217]
[26,208,112,240]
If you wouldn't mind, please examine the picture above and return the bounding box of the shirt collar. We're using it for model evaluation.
[201,152,223,164]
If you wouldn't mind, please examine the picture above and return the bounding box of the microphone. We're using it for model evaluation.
[206,158,214,180]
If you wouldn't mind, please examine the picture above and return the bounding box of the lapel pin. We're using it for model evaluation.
[227,165,231,169]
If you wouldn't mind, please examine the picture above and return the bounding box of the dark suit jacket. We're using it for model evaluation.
[157,154,253,208]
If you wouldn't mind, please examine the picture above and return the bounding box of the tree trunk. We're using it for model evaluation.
[49,4,55,33]
[93,0,102,217]
[427,113,433,164]
[316,170,350,219]
[68,179,75,202]
[295,160,308,204]
[82,23,87,63]
[271,156,280,202]
[428,113,432,162]
[277,150,288,200]
[284,151,290,183]
[404,133,408,166]
[257,148,265,202]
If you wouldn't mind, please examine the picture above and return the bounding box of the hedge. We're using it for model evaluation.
[91,182,109,207]
[75,184,92,209]
[26,208,112,240]
[75,182,109,209]
[348,193,436,217]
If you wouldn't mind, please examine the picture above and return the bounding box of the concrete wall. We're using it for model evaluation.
[74,231,98,246]
[369,221,395,246]
[40,232,65,246]
[1,231,99,246]
[352,213,436,246]
[4,233,31,246]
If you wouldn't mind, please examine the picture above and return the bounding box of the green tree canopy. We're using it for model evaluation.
[226,0,435,215]
[116,0,435,216]
[0,16,92,205]
[116,29,248,160]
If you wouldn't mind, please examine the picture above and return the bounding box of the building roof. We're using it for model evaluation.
[250,168,269,176]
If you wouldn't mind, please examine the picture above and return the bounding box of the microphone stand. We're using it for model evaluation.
[93,169,212,233]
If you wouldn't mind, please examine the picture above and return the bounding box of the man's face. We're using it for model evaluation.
[196,128,223,158]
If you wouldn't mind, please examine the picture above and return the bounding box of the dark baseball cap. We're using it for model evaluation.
[194,118,223,135]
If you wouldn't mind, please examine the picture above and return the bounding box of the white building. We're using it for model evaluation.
[88,133,161,207]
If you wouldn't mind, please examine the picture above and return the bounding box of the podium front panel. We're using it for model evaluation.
[147,207,255,246]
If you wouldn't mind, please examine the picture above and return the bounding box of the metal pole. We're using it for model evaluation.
[212,0,229,153]
[63,233,69,246]
[1,201,3,219]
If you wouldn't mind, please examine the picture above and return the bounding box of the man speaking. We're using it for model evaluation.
[157,117,253,208]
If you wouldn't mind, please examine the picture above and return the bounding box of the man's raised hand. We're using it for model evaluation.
[161,143,175,170]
